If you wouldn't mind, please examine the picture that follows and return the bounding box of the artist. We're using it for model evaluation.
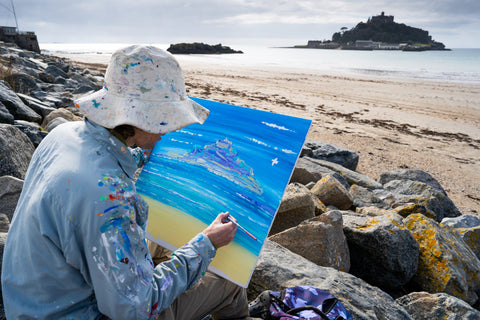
[2,45,250,319]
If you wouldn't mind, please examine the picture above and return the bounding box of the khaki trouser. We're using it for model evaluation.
[148,240,250,320]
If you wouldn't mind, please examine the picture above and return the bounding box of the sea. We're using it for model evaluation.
[40,42,480,84]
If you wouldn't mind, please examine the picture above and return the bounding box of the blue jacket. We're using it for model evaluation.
[1,119,216,319]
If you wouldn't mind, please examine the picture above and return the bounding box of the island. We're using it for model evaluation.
[167,42,243,54]
[295,12,449,51]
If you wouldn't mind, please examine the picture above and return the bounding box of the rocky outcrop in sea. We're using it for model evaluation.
[1,45,479,319]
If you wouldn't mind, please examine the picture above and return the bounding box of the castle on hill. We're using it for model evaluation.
[298,12,448,51]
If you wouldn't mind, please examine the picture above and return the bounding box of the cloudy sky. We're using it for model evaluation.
[2,0,479,48]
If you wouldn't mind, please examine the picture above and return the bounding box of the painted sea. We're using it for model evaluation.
[136,98,311,287]
[41,43,480,83]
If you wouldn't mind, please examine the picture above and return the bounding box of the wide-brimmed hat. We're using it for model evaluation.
[74,45,209,134]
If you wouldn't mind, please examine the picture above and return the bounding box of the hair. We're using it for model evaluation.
[109,125,135,143]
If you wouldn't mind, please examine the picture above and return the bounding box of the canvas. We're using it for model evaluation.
[136,97,311,287]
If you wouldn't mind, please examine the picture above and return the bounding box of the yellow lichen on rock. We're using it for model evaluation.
[405,213,480,305]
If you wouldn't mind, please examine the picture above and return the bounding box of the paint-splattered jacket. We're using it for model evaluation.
[1,119,216,319]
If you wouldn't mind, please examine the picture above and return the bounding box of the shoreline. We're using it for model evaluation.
[57,53,480,215]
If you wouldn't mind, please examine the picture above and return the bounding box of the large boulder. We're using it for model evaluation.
[14,120,48,147]
[301,141,359,171]
[0,102,14,124]
[350,184,390,209]
[17,93,56,118]
[270,183,316,235]
[250,240,413,320]
[0,80,41,123]
[404,214,480,305]
[442,215,480,260]
[396,292,480,320]
[0,175,24,221]
[269,210,350,272]
[0,124,35,179]
[4,72,38,94]
[290,157,350,189]
[342,211,419,293]
[384,180,461,221]
[441,214,480,229]
[41,108,82,129]
[0,214,9,232]
[379,169,447,196]
[310,175,353,210]
[304,158,382,190]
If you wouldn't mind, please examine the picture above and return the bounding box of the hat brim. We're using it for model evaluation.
[74,88,209,134]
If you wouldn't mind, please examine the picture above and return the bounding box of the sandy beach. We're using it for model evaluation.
[56,53,480,215]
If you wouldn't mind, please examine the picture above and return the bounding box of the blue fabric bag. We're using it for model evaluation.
[264,286,353,320]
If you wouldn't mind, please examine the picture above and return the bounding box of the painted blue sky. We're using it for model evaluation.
[136,98,311,254]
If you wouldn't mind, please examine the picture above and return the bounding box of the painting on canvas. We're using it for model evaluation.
[136,97,311,287]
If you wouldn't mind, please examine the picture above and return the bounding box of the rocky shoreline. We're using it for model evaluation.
[1,45,480,319]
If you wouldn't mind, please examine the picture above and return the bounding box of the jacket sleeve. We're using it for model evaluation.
[78,178,216,319]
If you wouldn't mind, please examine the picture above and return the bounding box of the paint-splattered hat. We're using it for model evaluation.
[74,45,209,134]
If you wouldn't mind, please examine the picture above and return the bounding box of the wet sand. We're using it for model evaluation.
[58,53,480,215]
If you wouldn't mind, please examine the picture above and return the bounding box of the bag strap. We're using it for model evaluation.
[286,306,331,320]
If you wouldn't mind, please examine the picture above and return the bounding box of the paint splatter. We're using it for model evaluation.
[94,171,151,288]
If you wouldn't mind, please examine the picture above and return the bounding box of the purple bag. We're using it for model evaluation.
[267,286,353,320]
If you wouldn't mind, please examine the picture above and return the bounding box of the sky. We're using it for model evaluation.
[1,0,479,48]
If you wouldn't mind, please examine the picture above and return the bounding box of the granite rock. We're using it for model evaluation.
[250,240,413,320]
[342,211,419,292]
[396,291,480,320]
[269,210,350,272]
[0,124,35,179]
[404,214,480,305]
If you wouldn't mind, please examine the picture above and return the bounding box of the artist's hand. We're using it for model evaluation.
[203,212,237,249]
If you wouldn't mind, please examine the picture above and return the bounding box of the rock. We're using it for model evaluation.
[442,216,480,260]
[38,71,56,83]
[0,214,9,232]
[45,64,68,79]
[0,81,41,123]
[45,117,69,132]
[0,125,35,179]
[4,72,38,94]
[379,169,447,196]
[355,206,392,216]
[249,240,413,320]
[16,93,56,118]
[0,232,7,275]
[311,175,353,210]
[441,215,480,228]
[384,180,461,221]
[14,120,48,147]
[404,214,480,305]
[0,102,14,124]
[301,141,359,171]
[41,108,82,129]
[73,85,95,94]
[392,202,432,218]
[0,176,23,221]
[350,184,390,209]
[167,42,243,54]
[455,226,480,263]
[304,158,382,190]
[396,292,480,320]
[270,183,316,235]
[342,211,419,293]
[269,211,350,272]
[290,157,350,189]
